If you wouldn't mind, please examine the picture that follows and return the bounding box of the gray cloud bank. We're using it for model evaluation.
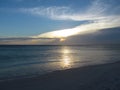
[0,27,120,45]
[61,27,120,45]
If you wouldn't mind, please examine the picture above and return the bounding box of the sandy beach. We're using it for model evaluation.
[0,61,120,90]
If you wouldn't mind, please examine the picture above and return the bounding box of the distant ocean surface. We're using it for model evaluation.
[0,45,120,81]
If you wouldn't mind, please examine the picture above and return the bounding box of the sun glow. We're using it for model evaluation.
[52,29,77,37]
[60,38,66,42]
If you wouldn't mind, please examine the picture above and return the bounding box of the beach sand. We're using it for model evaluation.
[0,62,120,90]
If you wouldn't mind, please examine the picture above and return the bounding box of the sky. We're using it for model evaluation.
[0,0,120,45]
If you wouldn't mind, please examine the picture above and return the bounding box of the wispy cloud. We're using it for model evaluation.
[20,0,120,24]
[20,0,112,21]
[21,6,72,20]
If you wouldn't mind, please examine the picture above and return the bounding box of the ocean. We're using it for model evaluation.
[0,45,120,81]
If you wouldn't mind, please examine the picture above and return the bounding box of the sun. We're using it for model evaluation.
[60,38,66,42]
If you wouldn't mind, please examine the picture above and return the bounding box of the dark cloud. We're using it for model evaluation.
[0,27,120,45]
[61,27,120,45]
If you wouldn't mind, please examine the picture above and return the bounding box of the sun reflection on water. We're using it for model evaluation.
[61,47,72,68]
[62,55,71,68]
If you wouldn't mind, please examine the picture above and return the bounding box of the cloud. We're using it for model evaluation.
[34,15,120,38]
[62,27,120,45]
[21,0,107,21]
[31,0,120,39]
[1,27,120,45]
[0,37,58,45]
[21,6,72,20]
[20,0,120,38]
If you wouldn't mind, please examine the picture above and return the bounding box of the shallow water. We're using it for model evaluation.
[0,45,120,80]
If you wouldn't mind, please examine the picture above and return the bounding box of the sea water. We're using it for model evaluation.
[0,45,120,81]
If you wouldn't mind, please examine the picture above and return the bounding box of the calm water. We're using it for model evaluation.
[0,45,120,81]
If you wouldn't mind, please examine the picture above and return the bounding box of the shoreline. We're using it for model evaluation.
[0,61,115,82]
[0,61,120,90]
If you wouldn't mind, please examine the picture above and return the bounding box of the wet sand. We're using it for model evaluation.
[0,61,120,90]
